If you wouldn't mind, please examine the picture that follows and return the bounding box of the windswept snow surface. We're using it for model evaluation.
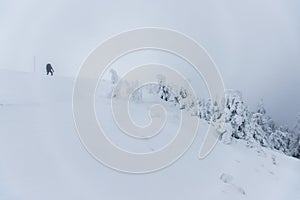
[0,71,299,200]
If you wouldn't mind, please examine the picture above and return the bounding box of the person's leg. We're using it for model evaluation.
[47,71,49,75]
[51,71,53,76]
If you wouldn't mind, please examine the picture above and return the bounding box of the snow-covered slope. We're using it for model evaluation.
[0,71,299,200]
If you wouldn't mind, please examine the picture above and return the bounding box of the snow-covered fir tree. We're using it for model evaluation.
[110,69,119,85]
[287,114,300,158]
[153,77,300,159]
[109,69,144,103]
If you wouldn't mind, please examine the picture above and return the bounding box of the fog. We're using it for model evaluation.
[0,0,299,126]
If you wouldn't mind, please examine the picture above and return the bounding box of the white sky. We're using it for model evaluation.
[0,0,300,126]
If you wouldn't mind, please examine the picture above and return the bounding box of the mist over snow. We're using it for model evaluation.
[1,0,300,126]
[0,1,300,199]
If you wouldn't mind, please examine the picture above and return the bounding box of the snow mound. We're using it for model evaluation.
[0,71,299,200]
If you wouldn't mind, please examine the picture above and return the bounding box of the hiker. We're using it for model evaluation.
[46,63,54,76]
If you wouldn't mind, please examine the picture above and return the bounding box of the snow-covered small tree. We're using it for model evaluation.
[287,114,300,158]
[110,69,119,85]
[247,100,273,147]
[222,91,248,140]
[250,113,269,147]
[110,69,122,98]
[127,80,143,103]
[197,99,206,120]
[269,129,288,153]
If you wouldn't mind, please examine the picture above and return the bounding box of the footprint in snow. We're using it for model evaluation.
[220,173,246,196]
[220,173,234,184]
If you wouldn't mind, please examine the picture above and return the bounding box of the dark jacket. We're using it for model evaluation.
[46,64,53,72]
